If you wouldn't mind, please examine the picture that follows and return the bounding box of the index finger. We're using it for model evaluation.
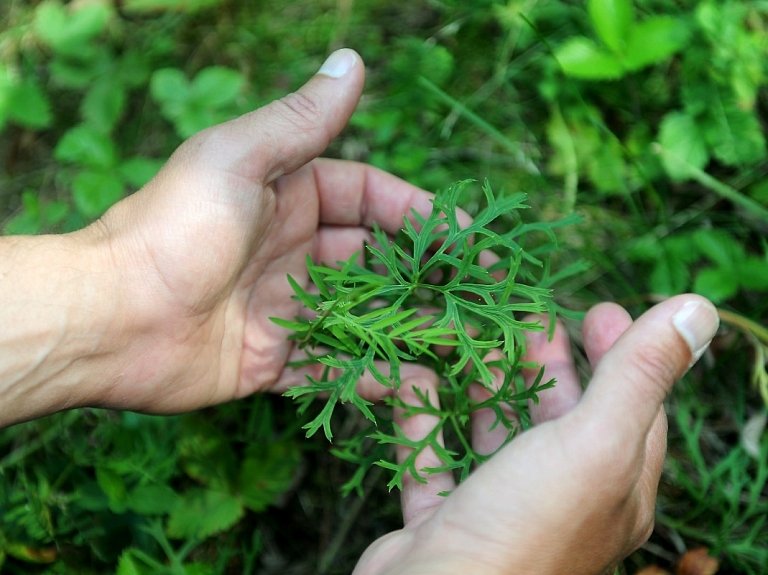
[309,158,473,234]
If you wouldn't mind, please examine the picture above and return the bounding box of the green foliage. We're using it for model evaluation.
[150,67,247,138]
[555,0,689,79]
[2,0,768,573]
[278,181,582,489]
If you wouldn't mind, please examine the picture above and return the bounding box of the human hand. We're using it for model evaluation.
[353,295,719,575]
[0,49,455,422]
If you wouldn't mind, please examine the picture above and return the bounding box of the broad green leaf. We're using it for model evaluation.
[624,16,690,71]
[49,53,102,88]
[587,0,634,54]
[190,67,244,108]
[657,112,709,181]
[694,230,744,268]
[119,157,164,189]
[34,1,110,56]
[0,65,15,132]
[737,257,768,291]
[694,267,739,303]
[8,81,52,129]
[126,484,181,515]
[166,489,244,540]
[82,79,127,133]
[72,169,124,218]
[175,107,225,138]
[555,37,623,80]
[116,50,152,88]
[178,416,238,489]
[116,551,145,575]
[96,466,127,512]
[5,212,41,235]
[42,201,70,226]
[650,252,689,296]
[150,68,190,106]
[55,125,117,168]
[703,104,766,167]
[749,180,768,206]
[238,440,301,512]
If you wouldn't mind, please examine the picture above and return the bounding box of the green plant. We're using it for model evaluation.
[555,0,689,80]
[2,0,768,572]
[275,180,584,492]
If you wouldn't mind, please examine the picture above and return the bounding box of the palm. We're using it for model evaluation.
[100,155,437,413]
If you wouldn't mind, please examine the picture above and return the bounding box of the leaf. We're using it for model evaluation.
[82,79,127,133]
[166,489,244,540]
[703,104,766,167]
[237,440,301,512]
[7,81,52,129]
[72,169,124,219]
[624,16,690,71]
[650,252,690,296]
[4,212,41,235]
[96,466,127,513]
[34,1,110,56]
[119,157,164,189]
[555,37,624,80]
[693,230,744,268]
[190,67,244,108]
[693,267,739,304]
[126,484,181,515]
[178,416,238,489]
[736,257,768,291]
[587,0,634,54]
[150,68,190,106]
[116,550,146,575]
[657,112,709,181]
[55,125,117,168]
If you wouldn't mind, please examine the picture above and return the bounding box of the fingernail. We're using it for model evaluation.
[317,49,356,78]
[672,300,719,365]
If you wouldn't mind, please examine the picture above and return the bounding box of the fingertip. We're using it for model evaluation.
[316,48,362,79]
[521,315,582,424]
[671,296,719,366]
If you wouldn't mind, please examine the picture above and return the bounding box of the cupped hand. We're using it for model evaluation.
[354,295,719,575]
[82,50,442,413]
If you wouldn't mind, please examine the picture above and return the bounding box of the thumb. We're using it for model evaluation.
[578,294,719,439]
[183,48,365,185]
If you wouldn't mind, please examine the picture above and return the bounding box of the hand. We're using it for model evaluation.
[0,49,451,425]
[89,49,460,413]
[353,295,719,575]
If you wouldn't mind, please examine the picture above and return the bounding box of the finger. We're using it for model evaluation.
[178,49,366,187]
[469,350,520,456]
[578,294,718,440]
[309,158,474,235]
[521,316,582,424]
[396,375,456,526]
[313,227,374,265]
[582,302,633,369]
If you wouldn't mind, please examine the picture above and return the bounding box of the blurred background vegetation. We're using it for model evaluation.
[1,0,767,573]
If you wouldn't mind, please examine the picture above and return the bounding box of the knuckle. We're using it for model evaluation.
[623,341,682,398]
[276,91,322,128]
